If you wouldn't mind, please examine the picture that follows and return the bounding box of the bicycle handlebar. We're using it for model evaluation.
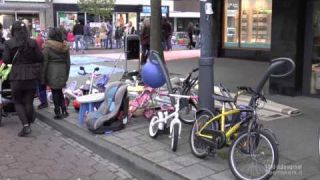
[192,68,199,73]
[270,57,295,78]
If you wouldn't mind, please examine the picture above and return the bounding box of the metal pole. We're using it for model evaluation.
[84,12,87,25]
[199,0,214,109]
[150,0,163,60]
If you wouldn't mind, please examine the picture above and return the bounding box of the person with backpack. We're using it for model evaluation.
[42,28,70,120]
[3,21,43,137]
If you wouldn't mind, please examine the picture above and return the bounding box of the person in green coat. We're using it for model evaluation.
[42,28,70,119]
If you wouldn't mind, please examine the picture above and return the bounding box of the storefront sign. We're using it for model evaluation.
[142,6,169,14]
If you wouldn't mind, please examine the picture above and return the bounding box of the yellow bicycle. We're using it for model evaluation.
[190,58,295,180]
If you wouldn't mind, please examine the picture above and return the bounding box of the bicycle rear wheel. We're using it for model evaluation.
[228,130,279,180]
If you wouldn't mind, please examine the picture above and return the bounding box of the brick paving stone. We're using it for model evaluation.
[144,150,177,163]
[209,170,235,180]
[139,141,167,152]
[24,173,49,180]
[177,164,216,180]
[134,127,149,135]
[0,116,136,180]
[199,156,229,172]
[114,131,141,139]
[128,146,150,156]
[116,138,146,148]
[159,160,184,171]
[90,171,117,180]
[172,154,202,166]
[0,169,29,178]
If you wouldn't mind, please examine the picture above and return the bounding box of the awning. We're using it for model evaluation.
[0,2,49,11]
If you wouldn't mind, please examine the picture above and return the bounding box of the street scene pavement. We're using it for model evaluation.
[31,48,320,180]
[0,115,137,180]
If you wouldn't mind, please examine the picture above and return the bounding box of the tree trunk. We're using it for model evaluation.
[150,0,164,61]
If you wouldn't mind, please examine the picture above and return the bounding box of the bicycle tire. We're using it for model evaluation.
[189,110,213,159]
[228,130,279,180]
[179,100,197,124]
[149,115,160,138]
[171,123,179,152]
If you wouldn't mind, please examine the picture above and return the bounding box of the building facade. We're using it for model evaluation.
[0,0,53,37]
[207,0,320,97]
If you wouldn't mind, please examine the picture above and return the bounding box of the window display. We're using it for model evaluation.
[224,0,272,49]
[224,0,240,47]
[58,12,77,31]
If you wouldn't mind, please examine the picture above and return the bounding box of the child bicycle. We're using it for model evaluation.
[190,58,295,180]
[149,93,197,152]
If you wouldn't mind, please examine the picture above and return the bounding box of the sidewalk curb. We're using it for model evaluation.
[36,110,187,180]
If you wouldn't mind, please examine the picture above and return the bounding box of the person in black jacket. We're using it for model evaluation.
[0,23,5,60]
[3,21,43,137]
[73,20,84,53]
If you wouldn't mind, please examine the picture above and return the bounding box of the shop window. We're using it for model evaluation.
[224,0,272,49]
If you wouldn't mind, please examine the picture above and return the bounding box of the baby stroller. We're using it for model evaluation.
[85,81,129,134]
[0,63,15,126]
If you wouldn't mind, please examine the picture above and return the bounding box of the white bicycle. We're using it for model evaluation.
[149,94,196,152]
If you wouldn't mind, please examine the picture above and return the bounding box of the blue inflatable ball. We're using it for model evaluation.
[142,60,166,88]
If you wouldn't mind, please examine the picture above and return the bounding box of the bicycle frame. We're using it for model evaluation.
[196,102,251,145]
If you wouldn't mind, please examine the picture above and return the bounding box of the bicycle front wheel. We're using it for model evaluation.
[179,100,197,124]
[171,123,179,152]
[189,110,213,159]
[228,130,279,180]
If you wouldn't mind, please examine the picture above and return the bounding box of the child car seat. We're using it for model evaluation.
[85,81,129,134]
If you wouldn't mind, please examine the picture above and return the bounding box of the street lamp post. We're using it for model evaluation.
[199,0,214,109]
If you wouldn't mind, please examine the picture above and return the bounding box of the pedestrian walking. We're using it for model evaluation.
[187,22,195,49]
[99,24,107,49]
[115,25,123,48]
[42,28,70,120]
[0,23,5,60]
[35,33,48,109]
[126,21,135,35]
[140,18,150,66]
[105,21,113,49]
[59,24,68,41]
[67,29,75,52]
[194,23,200,49]
[73,20,84,53]
[2,21,43,137]
[83,22,91,50]
[162,18,172,51]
